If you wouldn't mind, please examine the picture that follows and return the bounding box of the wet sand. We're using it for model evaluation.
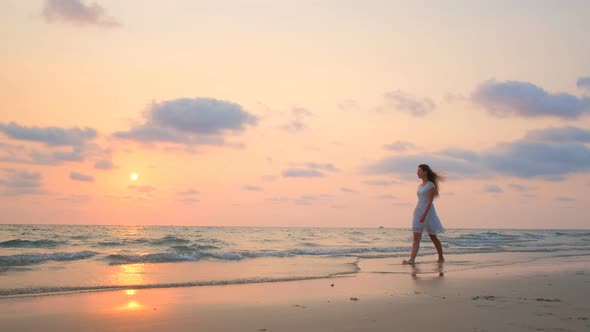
[1,254,589,331]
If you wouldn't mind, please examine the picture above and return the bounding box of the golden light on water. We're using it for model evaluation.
[125,300,143,310]
[111,265,149,311]
[116,299,145,311]
[110,264,147,287]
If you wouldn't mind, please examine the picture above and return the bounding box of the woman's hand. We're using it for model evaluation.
[420,187,435,223]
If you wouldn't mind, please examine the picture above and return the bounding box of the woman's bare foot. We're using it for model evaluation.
[402,259,415,265]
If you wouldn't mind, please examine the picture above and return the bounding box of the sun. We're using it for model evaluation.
[130,172,139,181]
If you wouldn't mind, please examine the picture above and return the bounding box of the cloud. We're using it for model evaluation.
[577,76,590,90]
[69,171,94,182]
[0,169,46,195]
[242,185,263,192]
[481,128,590,181]
[364,126,590,180]
[295,162,338,172]
[483,140,590,179]
[295,198,313,206]
[42,0,121,27]
[113,98,257,148]
[114,126,215,144]
[341,187,358,193]
[94,159,115,170]
[178,189,199,196]
[294,194,332,206]
[150,99,256,134]
[0,122,97,146]
[0,142,28,164]
[56,194,91,203]
[0,122,103,165]
[282,168,325,178]
[1,146,89,165]
[0,142,25,152]
[51,147,86,161]
[524,126,590,143]
[374,194,396,199]
[180,197,199,204]
[282,121,306,133]
[379,90,435,117]
[471,79,590,119]
[128,185,155,193]
[508,183,529,191]
[176,189,199,203]
[554,196,575,202]
[362,180,398,186]
[281,162,336,178]
[484,184,503,193]
[438,148,480,162]
[267,197,289,204]
[282,107,312,133]
[1,170,41,187]
[384,140,415,152]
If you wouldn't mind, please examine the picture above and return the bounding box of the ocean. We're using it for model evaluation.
[1,225,589,297]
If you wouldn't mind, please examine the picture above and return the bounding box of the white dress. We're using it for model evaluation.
[412,182,445,234]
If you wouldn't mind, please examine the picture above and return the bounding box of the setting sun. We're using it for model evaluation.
[130,173,139,181]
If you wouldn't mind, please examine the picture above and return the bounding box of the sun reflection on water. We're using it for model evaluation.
[112,263,147,286]
[109,264,150,312]
[123,300,144,311]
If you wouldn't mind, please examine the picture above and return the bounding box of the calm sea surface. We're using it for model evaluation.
[1,225,589,297]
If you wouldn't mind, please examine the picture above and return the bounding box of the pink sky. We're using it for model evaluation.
[1,0,590,228]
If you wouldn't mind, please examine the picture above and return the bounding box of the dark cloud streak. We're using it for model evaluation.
[69,171,94,182]
[0,122,96,147]
[282,169,325,178]
[0,169,47,195]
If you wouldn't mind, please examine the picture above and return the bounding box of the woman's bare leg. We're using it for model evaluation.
[403,232,422,264]
[428,234,444,263]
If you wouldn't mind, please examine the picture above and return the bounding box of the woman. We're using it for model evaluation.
[403,164,445,265]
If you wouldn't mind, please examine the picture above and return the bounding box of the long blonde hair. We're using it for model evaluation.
[419,164,445,197]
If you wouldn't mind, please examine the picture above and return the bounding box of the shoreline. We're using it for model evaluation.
[1,253,589,331]
[3,250,589,299]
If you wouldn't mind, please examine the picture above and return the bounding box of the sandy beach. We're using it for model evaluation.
[1,253,589,332]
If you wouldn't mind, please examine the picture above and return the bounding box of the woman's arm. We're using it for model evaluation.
[419,187,436,222]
